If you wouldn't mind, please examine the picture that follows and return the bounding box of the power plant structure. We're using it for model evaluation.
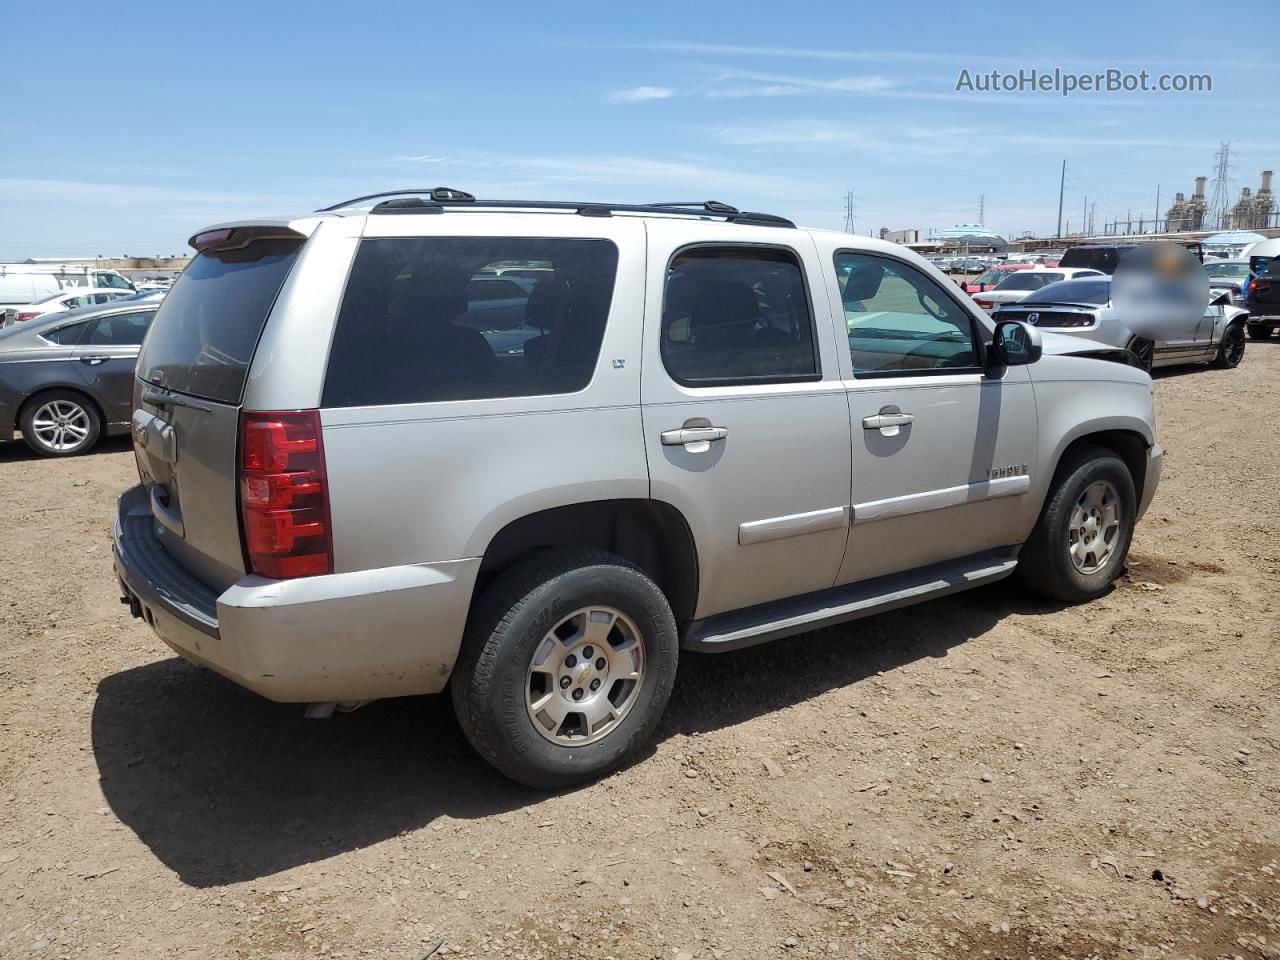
[1165,170,1274,233]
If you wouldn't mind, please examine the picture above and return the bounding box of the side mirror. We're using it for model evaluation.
[992,319,1042,367]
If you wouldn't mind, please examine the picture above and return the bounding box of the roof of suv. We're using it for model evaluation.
[186,188,809,250]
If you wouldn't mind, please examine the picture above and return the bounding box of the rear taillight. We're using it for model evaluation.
[16,311,39,322]
[238,410,332,579]
[1252,278,1269,294]
[974,298,994,310]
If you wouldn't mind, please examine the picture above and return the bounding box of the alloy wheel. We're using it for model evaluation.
[1068,479,1122,574]
[525,606,646,746]
[31,399,91,452]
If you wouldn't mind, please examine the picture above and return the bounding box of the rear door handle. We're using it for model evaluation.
[660,425,728,452]
[862,413,914,430]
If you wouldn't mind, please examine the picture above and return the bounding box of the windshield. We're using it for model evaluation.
[1020,278,1111,305]
[1205,262,1250,279]
[995,272,1063,292]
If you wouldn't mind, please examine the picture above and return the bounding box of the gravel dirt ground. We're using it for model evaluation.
[2,343,1278,960]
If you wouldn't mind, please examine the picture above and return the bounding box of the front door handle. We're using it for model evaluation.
[862,413,914,430]
[79,356,109,365]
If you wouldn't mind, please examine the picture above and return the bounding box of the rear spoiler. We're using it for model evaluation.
[188,224,308,253]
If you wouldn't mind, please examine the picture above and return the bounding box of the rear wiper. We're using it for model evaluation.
[141,385,213,413]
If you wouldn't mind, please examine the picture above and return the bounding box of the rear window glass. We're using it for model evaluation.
[1059,247,1125,273]
[995,272,1062,291]
[322,237,618,407]
[138,239,302,403]
[1021,278,1111,305]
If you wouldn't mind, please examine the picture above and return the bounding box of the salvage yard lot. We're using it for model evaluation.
[1,344,1278,959]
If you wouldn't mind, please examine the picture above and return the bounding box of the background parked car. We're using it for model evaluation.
[2,287,137,327]
[0,301,158,456]
[993,277,1247,372]
[964,262,1033,294]
[972,267,1103,312]
[1204,259,1252,304]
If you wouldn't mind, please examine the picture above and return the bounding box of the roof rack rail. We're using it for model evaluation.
[316,189,795,228]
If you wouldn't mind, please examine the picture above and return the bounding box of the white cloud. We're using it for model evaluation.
[393,154,449,163]
[706,72,898,99]
[609,85,676,103]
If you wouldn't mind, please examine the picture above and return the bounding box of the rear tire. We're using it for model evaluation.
[19,390,102,457]
[1247,325,1273,340]
[1017,445,1136,604]
[1212,323,1246,369]
[451,549,679,789]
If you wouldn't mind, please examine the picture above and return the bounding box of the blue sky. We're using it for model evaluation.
[4,0,1278,257]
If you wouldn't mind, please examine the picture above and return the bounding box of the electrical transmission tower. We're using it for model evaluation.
[843,191,856,234]
[1208,142,1234,230]
[978,194,985,224]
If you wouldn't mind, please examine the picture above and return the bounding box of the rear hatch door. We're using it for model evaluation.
[133,231,306,592]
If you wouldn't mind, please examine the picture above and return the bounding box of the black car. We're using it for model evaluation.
[0,301,157,456]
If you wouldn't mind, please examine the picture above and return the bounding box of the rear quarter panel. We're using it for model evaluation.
[315,214,650,572]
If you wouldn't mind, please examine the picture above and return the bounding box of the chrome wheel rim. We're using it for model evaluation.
[525,606,645,746]
[1068,479,1121,574]
[31,400,91,452]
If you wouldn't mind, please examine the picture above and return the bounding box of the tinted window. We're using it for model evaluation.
[323,237,618,407]
[1021,278,1111,305]
[83,310,155,346]
[837,252,979,375]
[661,246,818,385]
[95,273,133,289]
[995,272,1063,291]
[1205,262,1249,278]
[41,321,89,345]
[138,239,302,403]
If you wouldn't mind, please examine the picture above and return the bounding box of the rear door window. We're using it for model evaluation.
[83,310,155,346]
[660,246,819,385]
[41,321,90,345]
[322,237,618,407]
[138,239,303,403]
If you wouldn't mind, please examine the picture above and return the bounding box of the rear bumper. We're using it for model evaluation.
[1247,313,1280,326]
[1138,443,1163,520]
[112,484,481,703]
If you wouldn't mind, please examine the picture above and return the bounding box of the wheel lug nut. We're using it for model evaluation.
[582,646,594,659]
[572,688,584,701]
[565,654,577,668]
[590,678,601,691]
[559,676,571,689]
[596,657,606,670]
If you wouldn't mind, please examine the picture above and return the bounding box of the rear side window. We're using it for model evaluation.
[41,322,89,345]
[322,237,618,407]
[138,239,302,403]
[660,246,818,385]
[83,310,155,346]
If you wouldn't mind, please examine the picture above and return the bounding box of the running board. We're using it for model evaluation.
[682,550,1019,652]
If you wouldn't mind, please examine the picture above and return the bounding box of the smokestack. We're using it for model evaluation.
[1194,176,1207,198]
[1262,170,1274,193]
[1175,192,1185,202]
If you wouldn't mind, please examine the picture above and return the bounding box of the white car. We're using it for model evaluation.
[4,287,136,325]
[972,267,1104,312]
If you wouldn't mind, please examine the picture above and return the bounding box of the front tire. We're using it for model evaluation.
[1127,337,1154,373]
[1212,323,1246,369]
[1017,445,1136,604]
[1247,324,1273,340]
[20,390,102,457]
[451,550,679,789]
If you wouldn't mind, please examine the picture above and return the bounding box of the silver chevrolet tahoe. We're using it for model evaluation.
[114,189,1163,788]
